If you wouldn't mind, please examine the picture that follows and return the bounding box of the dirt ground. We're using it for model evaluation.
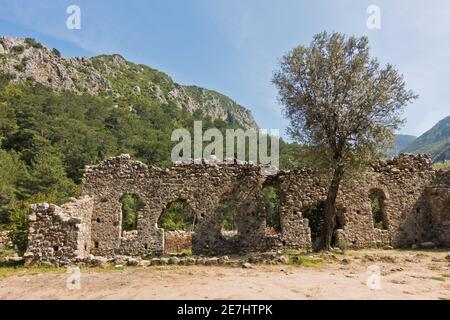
[0,249,448,300]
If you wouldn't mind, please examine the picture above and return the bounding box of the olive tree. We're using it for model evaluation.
[273,32,417,250]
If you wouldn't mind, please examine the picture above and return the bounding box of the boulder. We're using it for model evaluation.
[126,257,139,266]
[168,257,180,265]
[206,257,219,265]
[89,256,108,268]
[277,255,289,264]
[419,242,435,249]
[138,260,151,267]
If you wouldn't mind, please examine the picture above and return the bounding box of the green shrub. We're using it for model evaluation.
[11,45,24,54]
[261,186,281,232]
[0,150,27,224]
[158,201,196,231]
[120,194,144,231]
[178,249,192,256]
[370,192,387,229]
[218,200,236,231]
[51,48,61,58]
[24,38,43,49]
[289,255,322,266]
[7,200,29,255]
[434,160,450,170]
[14,58,28,72]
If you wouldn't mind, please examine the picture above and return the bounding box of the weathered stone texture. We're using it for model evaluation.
[263,154,442,249]
[80,154,281,257]
[426,170,450,246]
[164,231,192,254]
[24,196,93,266]
[24,153,449,266]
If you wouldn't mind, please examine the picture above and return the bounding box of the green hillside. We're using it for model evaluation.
[401,116,450,162]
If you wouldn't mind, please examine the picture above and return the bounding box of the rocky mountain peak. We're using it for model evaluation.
[0,36,258,129]
[0,36,110,94]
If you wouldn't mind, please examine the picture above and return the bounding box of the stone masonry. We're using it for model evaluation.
[24,154,449,266]
[24,197,93,266]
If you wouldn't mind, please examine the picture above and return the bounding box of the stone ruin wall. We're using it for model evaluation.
[24,154,449,266]
[164,231,193,254]
[80,155,281,257]
[270,154,438,249]
[426,170,450,246]
[24,196,93,266]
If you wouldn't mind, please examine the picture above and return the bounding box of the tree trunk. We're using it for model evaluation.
[321,164,345,251]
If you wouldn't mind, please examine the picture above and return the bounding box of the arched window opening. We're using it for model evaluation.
[261,186,281,235]
[158,200,196,231]
[120,194,144,233]
[369,189,388,230]
[303,202,326,250]
[219,200,237,233]
[159,200,196,254]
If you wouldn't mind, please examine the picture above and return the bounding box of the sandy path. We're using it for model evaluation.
[0,250,448,300]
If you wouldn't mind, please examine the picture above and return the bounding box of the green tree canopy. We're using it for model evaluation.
[273,32,417,250]
[27,148,78,203]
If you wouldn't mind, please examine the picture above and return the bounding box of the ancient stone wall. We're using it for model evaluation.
[24,196,93,266]
[373,155,437,247]
[269,154,438,249]
[80,154,281,257]
[23,153,449,265]
[164,231,192,254]
[426,170,450,246]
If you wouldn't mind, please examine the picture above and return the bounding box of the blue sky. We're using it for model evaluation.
[0,0,449,138]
